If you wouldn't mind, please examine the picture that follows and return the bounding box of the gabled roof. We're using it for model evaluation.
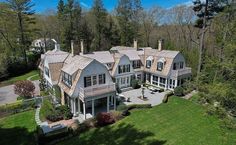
[81,51,114,64]
[44,49,69,64]
[119,50,140,61]
[61,55,94,75]
[144,49,179,59]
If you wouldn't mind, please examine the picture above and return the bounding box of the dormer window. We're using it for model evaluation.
[180,62,184,69]
[157,62,164,71]
[45,67,50,77]
[146,56,153,68]
[157,58,166,71]
[62,72,72,87]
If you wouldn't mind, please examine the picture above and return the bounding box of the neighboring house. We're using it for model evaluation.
[31,38,56,52]
[39,39,191,120]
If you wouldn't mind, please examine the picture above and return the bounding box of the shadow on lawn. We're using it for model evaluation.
[0,126,35,145]
[65,123,167,145]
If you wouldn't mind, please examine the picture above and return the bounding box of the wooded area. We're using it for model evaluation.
[0,0,235,118]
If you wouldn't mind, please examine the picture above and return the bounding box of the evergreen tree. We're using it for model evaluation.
[192,0,227,82]
[57,0,65,44]
[91,0,107,51]
[6,0,35,65]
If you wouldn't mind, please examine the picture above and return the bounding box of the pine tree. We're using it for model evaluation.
[57,0,65,44]
[91,0,107,51]
[6,0,35,65]
[192,0,227,82]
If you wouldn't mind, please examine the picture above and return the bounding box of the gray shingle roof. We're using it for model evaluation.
[81,51,114,64]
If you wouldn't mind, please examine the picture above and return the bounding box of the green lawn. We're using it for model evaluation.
[60,97,236,145]
[0,70,39,87]
[0,110,37,145]
[40,98,54,121]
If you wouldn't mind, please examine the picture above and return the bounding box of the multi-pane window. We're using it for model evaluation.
[121,77,126,84]
[99,74,106,84]
[157,62,164,71]
[153,75,158,85]
[84,76,92,87]
[159,77,166,87]
[92,75,97,85]
[132,60,141,69]
[62,72,72,87]
[45,67,50,77]
[118,65,130,74]
[146,60,152,68]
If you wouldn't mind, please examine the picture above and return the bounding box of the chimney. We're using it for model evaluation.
[71,40,74,56]
[134,39,138,50]
[80,39,84,54]
[55,44,60,51]
[158,39,163,51]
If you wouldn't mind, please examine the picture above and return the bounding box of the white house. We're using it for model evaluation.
[39,39,191,120]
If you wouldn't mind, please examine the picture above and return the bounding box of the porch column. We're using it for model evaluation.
[157,77,160,87]
[83,101,86,120]
[114,95,116,110]
[165,78,168,90]
[92,99,95,117]
[78,98,80,114]
[70,97,73,112]
[60,88,65,105]
[107,96,110,112]
[150,75,153,84]
[175,79,178,87]
[73,98,76,116]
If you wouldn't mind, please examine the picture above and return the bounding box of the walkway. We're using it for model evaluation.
[182,90,198,100]
[35,106,42,125]
[27,74,39,81]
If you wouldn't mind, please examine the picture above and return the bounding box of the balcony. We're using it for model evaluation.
[170,67,192,78]
[79,83,116,99]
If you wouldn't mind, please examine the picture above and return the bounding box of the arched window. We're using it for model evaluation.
[157,58,166,71]
[146,56,153,68]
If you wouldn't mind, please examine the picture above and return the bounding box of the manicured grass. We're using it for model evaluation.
[0,110,37,145]
[0,70,39,87]
[60,97,236,145]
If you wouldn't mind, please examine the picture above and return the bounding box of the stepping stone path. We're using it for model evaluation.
[35,105,42,125]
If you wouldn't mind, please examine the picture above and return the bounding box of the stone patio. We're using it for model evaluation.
[120,88,167,106]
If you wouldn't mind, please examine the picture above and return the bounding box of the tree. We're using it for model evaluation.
[14,80,35,99]
[192,0,227,82]
[6,0,35,65]
[57,0,65,44]
[91,0,108,51]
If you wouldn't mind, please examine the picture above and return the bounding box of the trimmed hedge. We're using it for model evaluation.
[131,79,141,89]
[174,86,184,96]
[162,91,174,103]
[96,112,115,126]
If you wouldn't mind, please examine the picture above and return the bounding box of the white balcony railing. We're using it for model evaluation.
[79,83,116,99]
[170,67,192,78]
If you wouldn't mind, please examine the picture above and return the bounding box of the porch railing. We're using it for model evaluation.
[170,67,192,78]
[79,83,116,99]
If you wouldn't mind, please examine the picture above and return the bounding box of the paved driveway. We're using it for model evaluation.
[121,88,167,106]
[0,80,40,105]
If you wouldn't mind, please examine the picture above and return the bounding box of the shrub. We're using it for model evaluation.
[96,112,115,126]
[131,79,141,89]
[117,104,128,111]
[127,104,152,110]
[110,111,123,121]
[122,110,130,116]
[56,105,73,120]
[14,80,35,99]
[174,86,184,96]
[83,118,97,128]
[162,91,174,103]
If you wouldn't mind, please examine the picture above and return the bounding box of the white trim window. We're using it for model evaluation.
[84,76,92,88]
[153,75,158,85]
[99,74,106,84]
[157,62,164,71]
[45,67,50,77]
[159,77,166,87]
[92,75,97,85]
[146,60,152,68]
[118,65,130,74]
[62,72,72,87]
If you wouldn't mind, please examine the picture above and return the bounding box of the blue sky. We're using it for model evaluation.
[1,0,193,13]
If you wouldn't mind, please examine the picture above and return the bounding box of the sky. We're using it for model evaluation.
[0,0,194,13]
